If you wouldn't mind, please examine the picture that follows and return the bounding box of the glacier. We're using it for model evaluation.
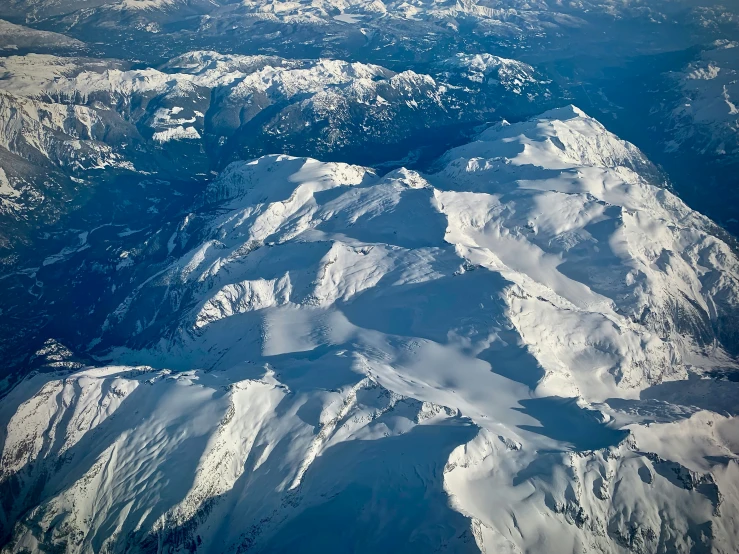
[1,106,738,553]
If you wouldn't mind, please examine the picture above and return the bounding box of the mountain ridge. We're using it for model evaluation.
[2,105,737,553]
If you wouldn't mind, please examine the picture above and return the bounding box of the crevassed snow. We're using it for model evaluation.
[1,106,738,554]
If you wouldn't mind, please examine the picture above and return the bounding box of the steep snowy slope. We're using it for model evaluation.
[1,107,738,553]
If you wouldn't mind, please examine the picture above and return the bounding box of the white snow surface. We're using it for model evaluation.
[2,106,739,554]
[0,52,395,104]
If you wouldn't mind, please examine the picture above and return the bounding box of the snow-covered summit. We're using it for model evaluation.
[2,106,738,553]
[441,104,659,179]
[106,105,738,396]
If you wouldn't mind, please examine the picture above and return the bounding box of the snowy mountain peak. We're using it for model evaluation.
[465,104,654,173]
[96,105,738,396]
[1,107,738,554]
[541,103,589,119]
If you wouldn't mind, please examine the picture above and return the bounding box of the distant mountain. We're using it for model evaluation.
[0,19,85,54]
[0,50,551,252]
[2,106,737,554]
[666,40,739,160]
[0,0,718,64]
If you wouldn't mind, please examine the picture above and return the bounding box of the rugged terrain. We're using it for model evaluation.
[1,0,738,552]
[1,107,738,553]
[0,48,551,251]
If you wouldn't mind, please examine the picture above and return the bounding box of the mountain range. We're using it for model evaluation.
[1,1,739,552]
[2,106,738,553]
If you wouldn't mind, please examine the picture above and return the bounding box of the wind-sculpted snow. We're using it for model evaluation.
[2,107,739,553]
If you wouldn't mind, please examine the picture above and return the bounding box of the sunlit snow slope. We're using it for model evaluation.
[2,106,738,554]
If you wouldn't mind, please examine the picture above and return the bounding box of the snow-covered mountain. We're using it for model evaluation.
[0,49,547,166]
[2,106,737,553]
[666,40,739,159]
[0,49,551,251]
[438,53,547,96]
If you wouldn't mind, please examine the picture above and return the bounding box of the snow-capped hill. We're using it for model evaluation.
[161,50,301,81]
[204,154,374,203]
[2,106,738,553]
[150,107,739,392]
[440,53,548,96]
[254,59,390,96]
[111,0,180,12]
[99,105,739,393]
[442,104,656,174]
